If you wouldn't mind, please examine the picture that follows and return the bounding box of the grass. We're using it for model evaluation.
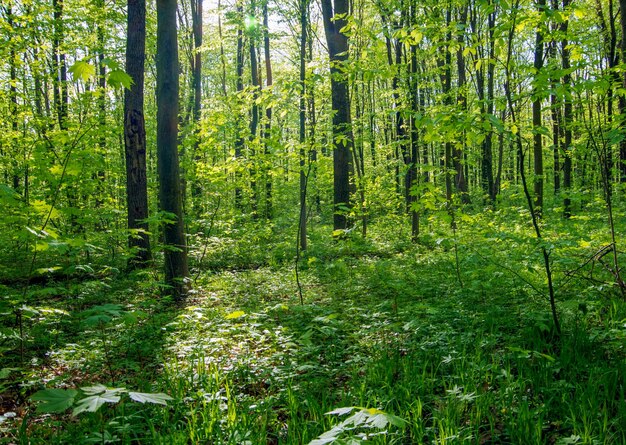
[1,202,626,444]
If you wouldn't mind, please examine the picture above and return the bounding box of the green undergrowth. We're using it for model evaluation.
[2,204,626,444]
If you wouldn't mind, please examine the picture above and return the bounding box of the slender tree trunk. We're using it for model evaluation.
[124,0,151,268]
[619,0,626,181]
[299,0,308,250]
[321,0,354,231]
[234,1,245,208]
[548,10,561,195]
[455,5,470,203]
[263,0,273,218]
[438,8,453,203]
[532,0,545,213]
[218,0,227,96]
[562,0,573,217]
[408,0,419,240]
[249,2,260,218]
[191,0,202,123]
[157,0,189,299]
[487,9,497,200]
[95,0,107,211]
[7,6,19,192]
[52,0,68,131]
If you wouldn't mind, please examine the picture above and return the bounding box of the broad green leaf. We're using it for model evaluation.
[73,391,121,415]
[326,406,354,416]
[31,389,77,413]
[69,60,95,83]
[80,384,125,396]
[128,392,173,405]
[225,310,246,319]
[102,58,120,70]
[107,69,133,89]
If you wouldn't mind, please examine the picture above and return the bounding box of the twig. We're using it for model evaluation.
[193,196,221,283]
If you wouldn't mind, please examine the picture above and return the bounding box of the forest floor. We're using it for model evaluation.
[1,202,626,444]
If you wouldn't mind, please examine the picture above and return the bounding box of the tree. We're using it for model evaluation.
[156,0,189,299]
[321,0,354,231]
[124,0,151,268]
[299,0,309,250]
[532,0,545,213]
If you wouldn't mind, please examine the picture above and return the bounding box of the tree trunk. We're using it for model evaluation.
[532,0,545,213]
[321,0,354,231]
[95,0,107,211]
[52,0,68,131]
[455,5,470,204]
[124,0,151,268]
[157,0,189,299]
[299,0,308,250]
[263,0,273,218]
[234,0,245,208]
[438,8,453,204]
[562,0,573,217]
[409,0,419,241]
[617,0,626,183]
[249,2,260,218]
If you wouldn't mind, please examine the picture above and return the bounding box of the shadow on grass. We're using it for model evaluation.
[0,269,186,443]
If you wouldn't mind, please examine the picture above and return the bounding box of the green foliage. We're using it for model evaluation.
[310,407,406,444]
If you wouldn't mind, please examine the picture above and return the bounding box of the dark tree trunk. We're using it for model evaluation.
[562,0,573,217]
[52,0,68,131]
[321,0,354,231]
[532,0,545,213]
[95,0,107,211]
[218,0,227,96]
[409,0,419,241]
[299,0,308,250]
[438,8,453,203]
[191,0,202,123]
[455,4,470,204]
[124,0,151,268]
[249,2,260,218]
[486,8,496,201]
[263,0,273,218]
[157,0,189,299]
[234,1,245,207]
[618,0,626,182]
[548,4,561,195]
[7,6,19,191]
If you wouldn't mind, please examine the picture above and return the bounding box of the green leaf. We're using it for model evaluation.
[80,384,109,395]
[128,392,174,405]
[107,69,133,89]
[326,406,354,416]
[69,60,96,83]
[31,389,78,413]
[101,58,120,70]
[0,368,19,380]
[225,310,246,320]
[73,390,122,415]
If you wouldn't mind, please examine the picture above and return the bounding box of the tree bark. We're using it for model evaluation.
[234,0,245,208]
[321,0,354,231]
[299,0,308,250]
[263,0,273,218]
[157,0,189,298]
[124,0,151,268]
[562,0,573,217]
[617,0,626,183]
[532,0,545,213]
[455,4,470,204]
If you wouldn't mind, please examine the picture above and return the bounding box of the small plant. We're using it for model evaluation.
[309,407,406,444]
[30,384,173,416]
